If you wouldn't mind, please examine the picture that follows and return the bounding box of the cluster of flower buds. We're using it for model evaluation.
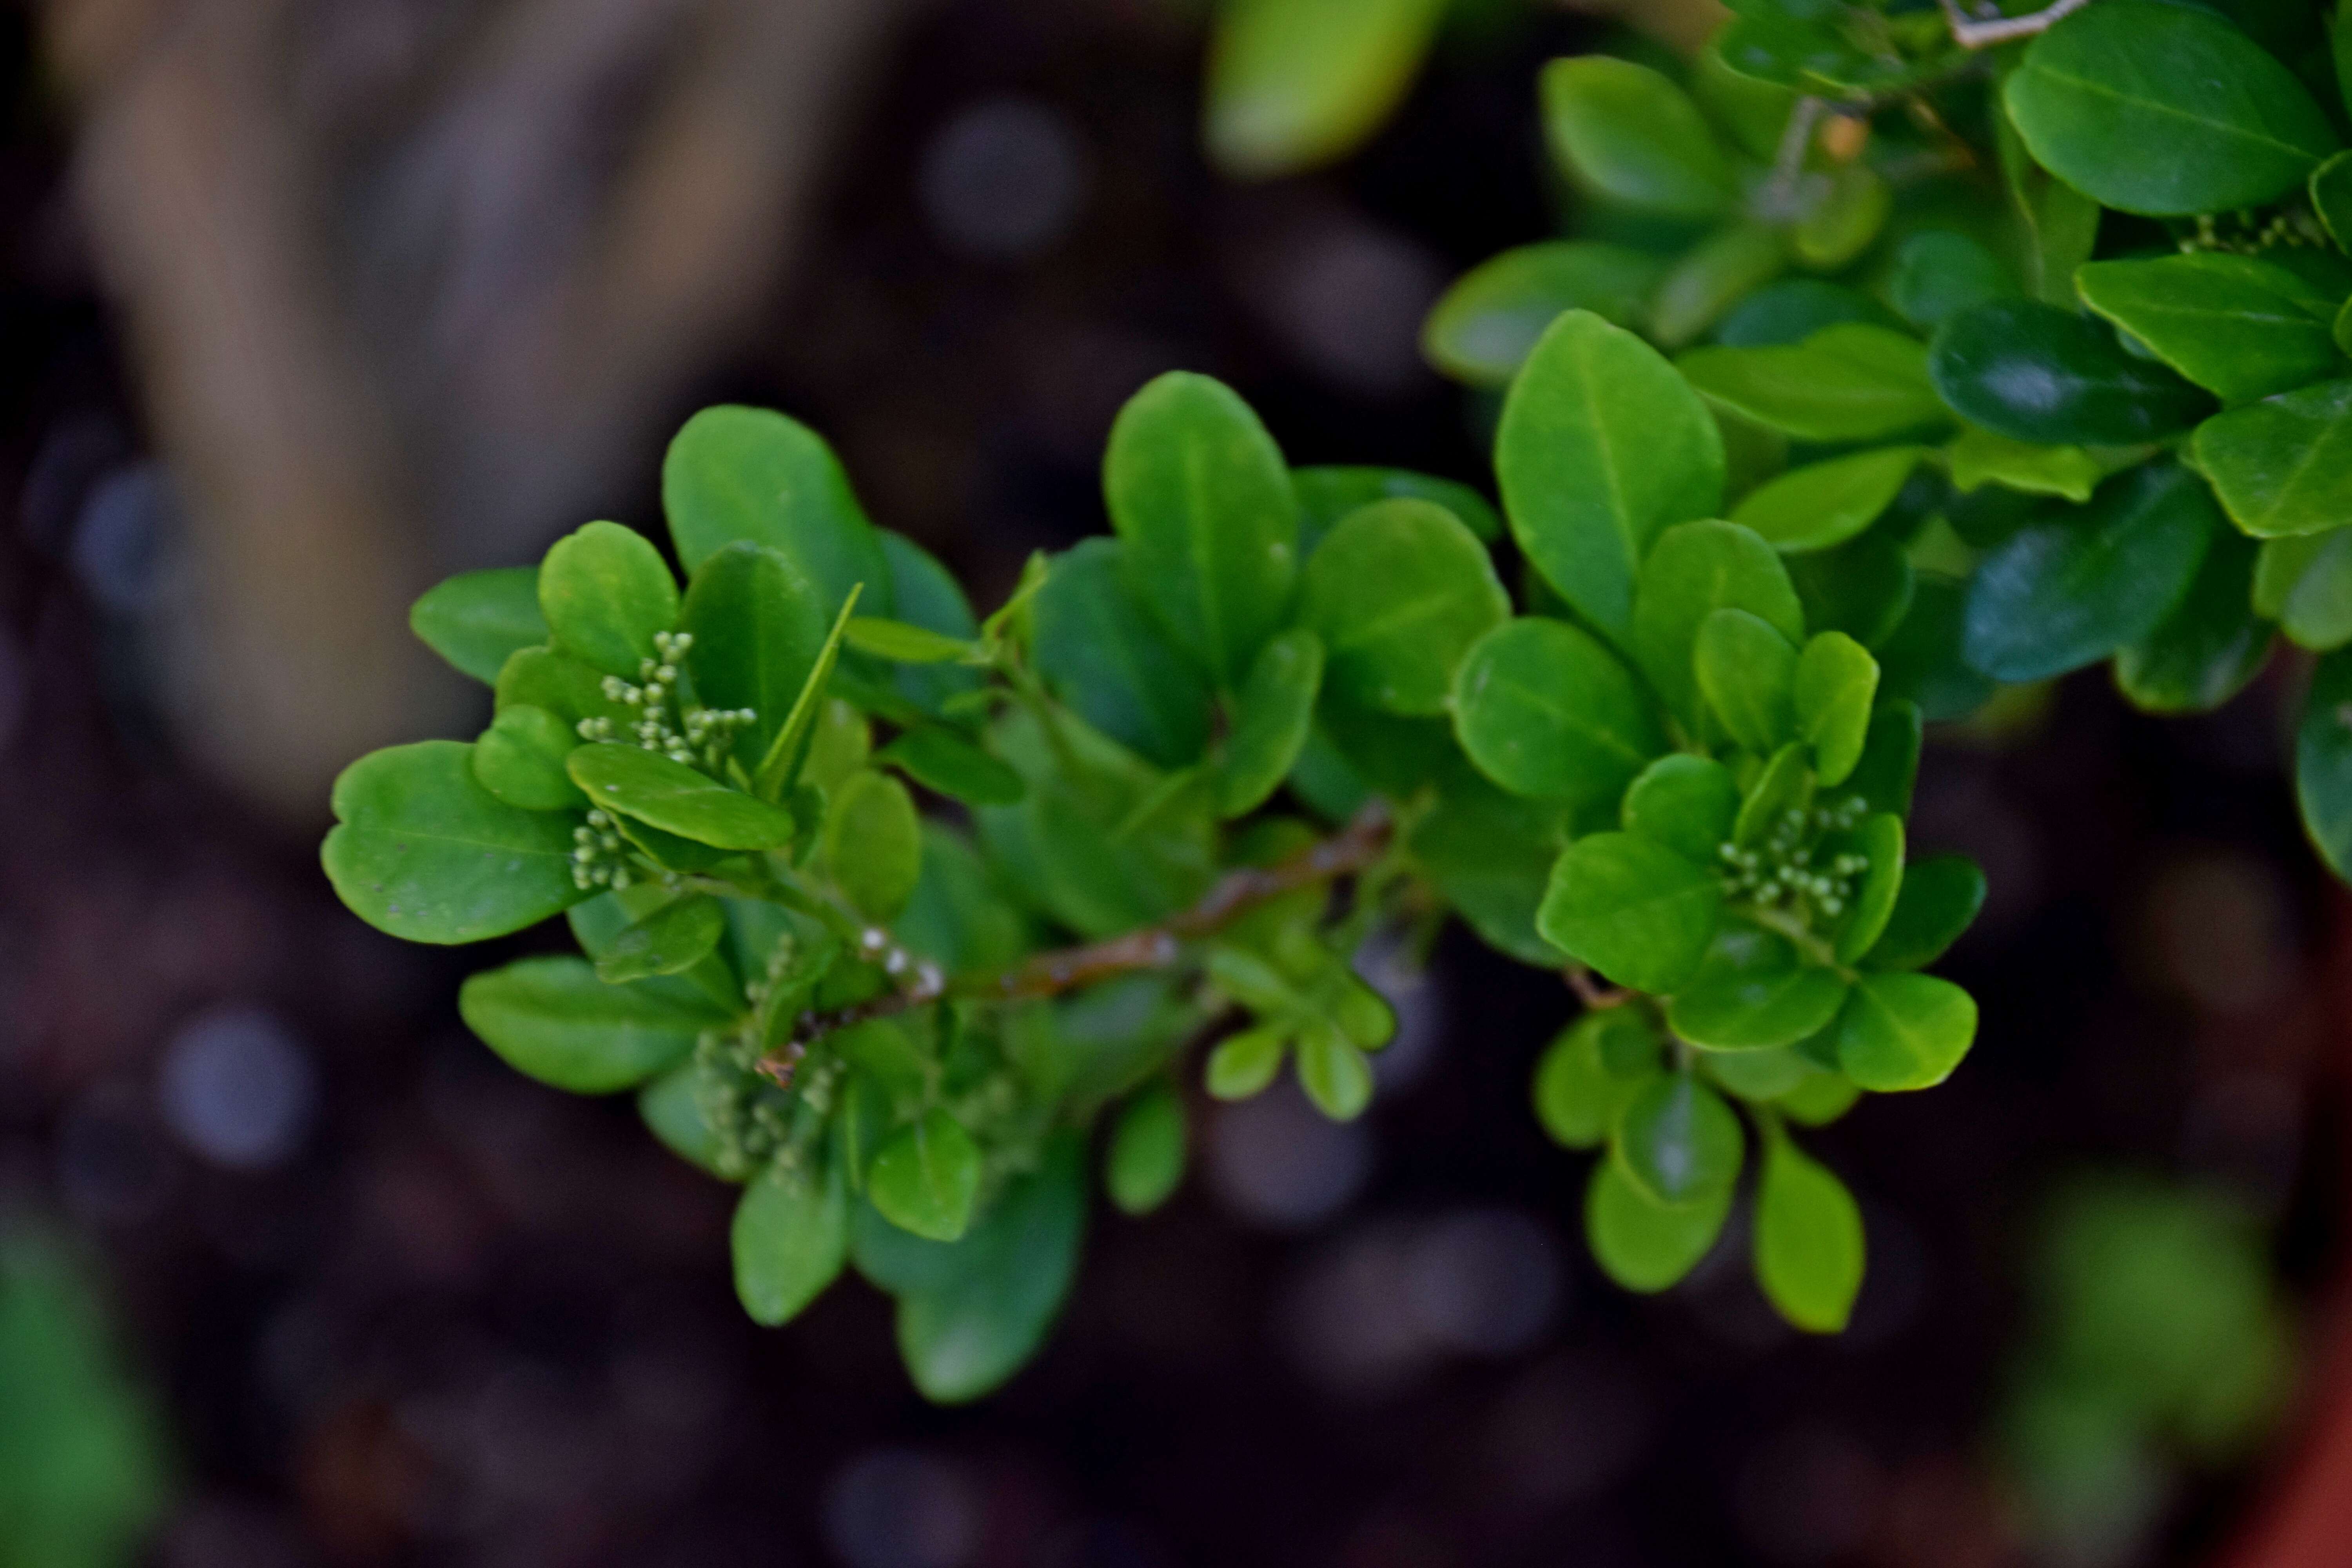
[571,630,755,772]
[1717,796,1872,920]
[571,808,635,891]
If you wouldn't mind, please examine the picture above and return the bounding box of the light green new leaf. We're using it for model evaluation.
[843,617,974,664]
[595,894,727,984]
[662,405,892,612]
[2196,379,2352,538]
[1731,447,1924,554]
[734,1157,851,1326]
[1452,617,1661,809]
[2297,648,2352,880]
[1496,309,1726,641]
[1104,371,1300,688]
[822,771,924,924]
[1833,813,1905,964]
[754,588,863,800]
[2004,0,2337,217]
[1621,754,1739,863]
[472,704,586,812]
[1754,1134,1865,1333]
[1207,1025,1290,1100]
[324,741,586,944]
[495,644,632,733]
[1540,56,1733,218]
[1632,519,1804,731]
[1537,831,1722,995]
[1945,428,2101,504]
[538,521,680,679]
[1837,972,1977,1091]
[682,541,827,769]
[410,567,546,683]
[1667,926,1850,1051]
[1733,741,1812,849]
[1533,1012,1658,1149]
[2076,253,2344,404]
[457,955,707,1093]
[1794,162,1890,270]
[1586,1159,1732,1292]
[1106,1083,1187,1215]
[1794,632,1877,787]
[1423,242,1664,385]
[1221,628,1324,817]
[1695,608,1798,755]
[1863,855,1985,971]
[1614,1073,1744,1205]
[1203,0,1446,179]
[1678,324,1947,443]
[569,743,797,850]
[1296,1022,1375,1121]
[1300,498,1508,715]
[869,1109,984,1242]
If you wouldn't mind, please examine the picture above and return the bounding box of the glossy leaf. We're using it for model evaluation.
[569,744,796,850]
[734,1158,850,1326]
[1614,1073,1744,1205]
[1794,632,1877,787]
[1423,242,1663,385]
[869,1110,983,1242]
[1299,498,1508,715]
[472,704,586,812]
[1621,754,1739,862]
[410,567,546,683]
[1732,741,1811,849]
[1496,310,1725,641]
[1833,813,1904,964]
[1837,972,1977,1091]
[1631,519,1804,732]
[1891,230,2010,331]
[682,541,827,769]
[1106,1083,1187,1216]
[1104,371,1300,687]
[494,645,631,734]
[1754,1135,1865,1332]
[1695,609,1798,755]
[1731,447,1923,554]
[457,955,705,1093]
[1538,832,1722,995]
[1031,537,1214,768]
[822,771,924,924]
[663,405,891,612]
[1668,927,1850,1051]
[1203,0,1446,179]
[844,617,973,664]
[324,742,586,944]
[1678,324,1946,443]
[538,521,680,679]
[1586,1159,1731,1292]
[1929,300,2214,447]
[1221,628,1325,817]
[2076,254,2343,404]
[2116,530,2273,711]
[2195,379,2352,538]
[1452,617,1661,809]
[595,894,726,984]
[1714,278,1896,348]
[1864,855,1985,971]
[2004,0,2337,217]
[1540,56,1733,218]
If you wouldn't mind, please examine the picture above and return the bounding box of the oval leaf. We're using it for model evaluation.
[1452,617,1662,809]
[1537,831,1723,995]
[457,955,707,1093]
[1300,497,1509,715]
[568,743,798,851]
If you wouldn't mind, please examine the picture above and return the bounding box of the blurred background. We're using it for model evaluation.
[0,0,2345,1564]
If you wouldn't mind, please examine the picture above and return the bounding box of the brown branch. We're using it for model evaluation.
[1566,966,1634,1010]
[1934,0,2093,47]
[759,802,1396,1074]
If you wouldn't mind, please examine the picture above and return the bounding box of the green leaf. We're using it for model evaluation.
[2195,379,2352,538]
[1834,813,1905,964]
[1423,242,1664,385]
[1779,1071,1862,1127]
[889,1134,1087,1403]
[1864,854,1985,971]
[573,887,744,1018]
[1963,463,2220,682]
[1585,1158,1731,1292]
[1295,1022,1374,1120]
[842,617,973,664]
[2004,0,2337,218]
[2267,530,2352,652]
[1105,371,1300,688]
[1668,926,1851,1051]
[1945,427,2102,505]
[2314,148,2352,249]
[2297,647,2352,880]
[1730,447,1924,554]
[1790,536,1916,651]
[681,541,827,770]
[569,743,797,850]
[640,1063,727,1176]
[323,741,587,944]
[537,521,681,679]
[1793,162,1890,270]
[1496,309,1725,641]
[1732,740,1811,848]
[822,771,923,924]
[1929,300,2214,446]
[1891,230,2011,332]
[1695,608,1798,755]
[878,530,984,713]
[2116,530,2273,711]
[1102,1084,1186,1216]
[1614,1073,1744,1205]
[457,955,707,1093]
[410,567,546,683]
[879,728,1027,807]
[753,586,864,800]
[1631,519,1804,733]
[1794,632,1878,787]
[2076,254,2344,405]
[1753,1134,1865,1332]
[1678,324,1947,443]
[1299,497,1508,715]
[1703,1044,1809,1101]
[1540,56,1733,218]
[1207,1024,1290,1100]
[1877,576,1994,722]
[1452,617,1661,809]
[1533,1012,1657,1149]
[472,704,587,811]
[1408,766,1573,965]
[662,405,891,613]
[1714,278,1898,348]
[1221,628,1325,817]
[734,1157,850,1326]
[595,894,726,984]
[1031,537,1214,769]
[1621,754,1739,862]
[1837,972,1977,1091]
[895,823,1030,976]
[1649,222,1792,349]
[494,645,631,733]
[1538,831,1723,994]
[1203,0,1446,179]
[1846,700,1923,818]
[868,1109,983,1242]
[1996,95,2102,305]
[1293,466,1501,554]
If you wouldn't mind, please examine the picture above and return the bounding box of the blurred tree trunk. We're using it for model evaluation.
[41,0,922,822]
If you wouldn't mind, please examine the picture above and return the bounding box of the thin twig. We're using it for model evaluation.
[1935,0,2092,48]
[1565,966,1633,1010]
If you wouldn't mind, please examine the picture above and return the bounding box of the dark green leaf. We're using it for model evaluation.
[1730,447,1924,554]
[2297,647,2352,880]
[1877,576,1994,721]
[640,1064,727,1176]
[822,771,923,924]
[1621,754,1739,862]
[1105,371,1300,687]
[457,955,706,1093]
[1679,324,1947,443]
[323,741,586,943]
[1963,463,2220,682]
[1585,1158,1731,1292]
[1996,94,2103,305]
[682,541,827,769]
[1863,854,1985,970]
[1293,466,1502,554]
[1497,309,1725,641]
[663,405,891,613]
[1929,300,2214,446]
[472,704,587,811]
[1837,972,1977,1090]
[1105,1083,1187,1215]
[1614,1073,1744,1205]
[1795,632,1878,787]
[1031,537,1215,769]
[1452,617,1661,808]
[2195,378,2352,538]
[1891,230,2011,332]
[1203,0,1446,178]
[410,567,546,683]
[538,521,681,679]
[880,728,1027,807]
[569,743,798,850]
[2313,148,2352,249]
[1540,56,1734,218]
[1695,608,1798,754]
[1221,628,1325,817]
[868,1109,983,1242]
[1714,279,1898,348]
[1422,242,1664,385]
[1833,813,1905,964]
[734,1157,850,1326]
[1538,831,1723,993]
[1790,536,1916,651]
[1631,519,1804,732]
[2076,254,2343,404]
[1845,700,1923,818]
[2116,530,2273,711]
[1300,498,1509,715]
[1753,1134,1864,1332]
[1667,926,1851,1050]
[2004,0,2337,217]
[595,894,726,984]
[1408,766,1573,965]
[895,822,1032,976]
[878,530,985,713]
